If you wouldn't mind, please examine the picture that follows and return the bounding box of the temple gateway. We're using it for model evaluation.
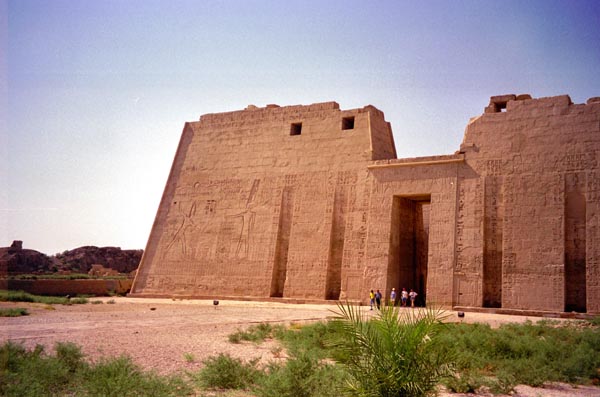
[131,94,600,315]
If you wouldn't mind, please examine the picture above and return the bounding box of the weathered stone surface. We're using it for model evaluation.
[131,95,600,315]
[516,94,532,101]
[588,97,600,104]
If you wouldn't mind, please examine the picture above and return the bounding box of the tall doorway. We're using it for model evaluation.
[388,196,430,306]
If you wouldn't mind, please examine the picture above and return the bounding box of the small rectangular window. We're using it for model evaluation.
[290,122,302,136]
[342,116,355,130]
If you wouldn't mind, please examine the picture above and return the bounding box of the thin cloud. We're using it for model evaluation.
[0,208,59,211]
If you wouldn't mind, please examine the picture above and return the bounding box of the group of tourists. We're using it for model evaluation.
[369,287,418,310]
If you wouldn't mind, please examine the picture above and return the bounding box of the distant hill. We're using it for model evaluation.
[0,240,143,275]
[54,246,143,274]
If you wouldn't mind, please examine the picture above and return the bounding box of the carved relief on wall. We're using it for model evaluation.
[483,159,502,176]
[561,152,597,171]
[158,180,221,262]
[162,187,199,260]
[204,200,217,214]
[216,179,263,260]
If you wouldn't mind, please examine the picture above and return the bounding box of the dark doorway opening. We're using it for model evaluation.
[389,196,430,306]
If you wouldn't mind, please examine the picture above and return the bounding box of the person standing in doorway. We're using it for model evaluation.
[375,289,382,310]
[401,288,408,307]
[390,288,397,306]
[409,289,418,308]
[369,289,375,310]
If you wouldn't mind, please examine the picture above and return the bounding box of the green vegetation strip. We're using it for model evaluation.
[0,290,88,305]
[0,308,28,317]
[202,306,600,396]
[1,304,599,396]
[438,320,600,393]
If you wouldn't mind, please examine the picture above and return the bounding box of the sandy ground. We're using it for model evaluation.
[1,297,599,396]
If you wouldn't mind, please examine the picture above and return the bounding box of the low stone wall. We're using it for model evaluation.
[0,279,132,296]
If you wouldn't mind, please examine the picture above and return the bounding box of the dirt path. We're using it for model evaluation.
[1,297,599,396]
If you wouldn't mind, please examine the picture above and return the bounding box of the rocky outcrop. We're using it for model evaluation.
[54,246,142,274]
[0,241,142,275]
[0,241,58,274]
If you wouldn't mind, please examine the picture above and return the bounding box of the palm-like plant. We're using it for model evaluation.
[329,303,452,397]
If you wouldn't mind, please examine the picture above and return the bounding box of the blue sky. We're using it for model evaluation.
[2,0,600,255]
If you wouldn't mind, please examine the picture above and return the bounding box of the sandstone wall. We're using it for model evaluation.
[132,95,600,315]
[459,95,600,313]
[132,103,392,300]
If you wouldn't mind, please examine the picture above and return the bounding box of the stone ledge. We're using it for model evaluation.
[368,154,464,169]
[453,306,597,320]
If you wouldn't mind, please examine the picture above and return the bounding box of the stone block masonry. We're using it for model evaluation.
[131,95,600,315]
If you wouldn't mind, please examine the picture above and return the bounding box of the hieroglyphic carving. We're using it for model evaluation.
[587,170,600,202]
[502,252,516,276]
[337,170,358,185]
[565,172,587,312]
[560,152,597,171]
[455,181,467,273]
[204,200,217,214]
[483,176,503,307]
[452,175,484,306]
[478,159,502,176]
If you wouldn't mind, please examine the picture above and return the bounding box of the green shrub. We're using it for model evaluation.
[0,307,28,317]
[194,353,262,390]
[443,372,483,394]
[276,321,337,359]
[0,290,69,305]
[588,315,600,327]
[55,342,85,373]
[0,342,76,396]
[228,323,285,343]
[82,355,191,397]
[68,297,89,305]
[255,351,346,397]
[0,342,192,397]
[183,352,195,363]
[228,323,284,344]
[438,320,600,392]
[228,332,242,343]
[0,290,35,302]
